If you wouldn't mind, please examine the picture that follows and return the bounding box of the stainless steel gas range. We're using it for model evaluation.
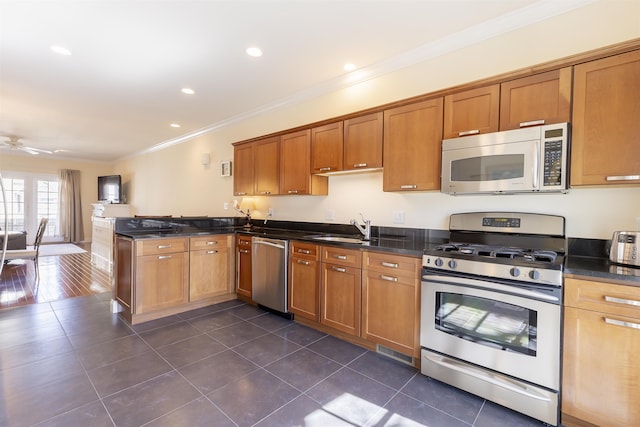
[420,212,565,426]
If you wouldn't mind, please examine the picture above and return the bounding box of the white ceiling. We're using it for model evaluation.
[0,0,593,162]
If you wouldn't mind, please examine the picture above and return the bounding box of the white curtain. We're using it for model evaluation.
[59,169,84,243]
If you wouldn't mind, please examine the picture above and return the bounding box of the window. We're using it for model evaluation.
[0,172,61,242]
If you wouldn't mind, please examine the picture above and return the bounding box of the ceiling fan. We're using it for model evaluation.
[0,136,53,155]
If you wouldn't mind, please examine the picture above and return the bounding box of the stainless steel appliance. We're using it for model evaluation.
[609,231,639,267]
[420,212,565,426]
[441,123,569,194]
[251,236,289,314]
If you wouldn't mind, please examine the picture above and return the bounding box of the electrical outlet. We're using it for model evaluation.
[223,202,229,210]
[392,210,405,224]
[268,208,274,216]
[326,209,335,221]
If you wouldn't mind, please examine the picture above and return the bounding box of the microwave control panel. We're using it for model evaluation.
[543,140,564,186]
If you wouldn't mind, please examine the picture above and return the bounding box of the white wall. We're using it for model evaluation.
[114,0,640,240]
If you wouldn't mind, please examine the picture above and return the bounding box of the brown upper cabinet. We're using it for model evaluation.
[254,136,280,196]
[233,142,254,196]
[570,49,640,186]
[343,112,383,171]
[383,98,444,192]
[311,121,343,173]
[443,67,572,138]
[280,130,328,195]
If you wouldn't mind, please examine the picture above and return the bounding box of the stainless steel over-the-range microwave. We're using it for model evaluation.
[441,122,569,195]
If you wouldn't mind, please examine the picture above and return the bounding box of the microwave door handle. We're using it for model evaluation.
[532,140,540,189]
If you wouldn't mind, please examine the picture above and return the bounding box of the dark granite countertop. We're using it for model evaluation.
[564,255,640,285]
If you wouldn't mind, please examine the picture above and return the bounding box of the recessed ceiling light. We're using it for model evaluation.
[170,123,181,128]
[344,63,356,72]
[181,88,195,95]
[246,47,263,57]
[50,45,72,56]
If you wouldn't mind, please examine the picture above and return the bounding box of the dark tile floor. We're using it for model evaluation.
[0,293,553,426]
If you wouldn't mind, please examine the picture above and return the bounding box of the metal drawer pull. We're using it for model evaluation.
[400,184,417,189]
[604,317,640,330]
[298,249,311,254]
[157,255,172,260]
[519,119,545,127]
[157,245,172,249]
[239,249,249,254]
[381,261,399,268]
[606,175,640,181]
[380,274,398,282]
[260,191,271,195]
[207,250,218,254]
[297,260,310,265]
[319,167,332,172]
[353,163,368,168]
[206,241,218,245]
[334,255,347,260]
[458,129,479,136]
[332,266,347,273]
[288,190,299,194]
[237,192,247,196]
[604,295,640,306]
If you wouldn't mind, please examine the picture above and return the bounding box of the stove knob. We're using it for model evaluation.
[510,267,520,277]
[529,270,540,280]
[434,258,444,267]
[448,260,457,269]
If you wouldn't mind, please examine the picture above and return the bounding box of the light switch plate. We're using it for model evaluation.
[326,209,335,221]
[393,210,405,224]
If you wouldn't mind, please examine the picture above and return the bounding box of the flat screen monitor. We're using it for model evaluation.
[98,175,121,204]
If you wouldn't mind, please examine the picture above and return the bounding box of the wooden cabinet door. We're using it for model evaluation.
[500,67,572,130]
[563,306,640,427]
[311,121,343,173]
[343,112,383,171]
[280,130,328,195]
[289,241,320,321]
[571,50,640,186]
[236,235,252,299]
[254,136,280,195]
[443,84,499,139]
[321,262,361,336]
[189,235,232,302]
[135,252,189,314]
[234,142,254,196]
[383,98,443,192]
[115,236,133,310]
[362,252,420,357]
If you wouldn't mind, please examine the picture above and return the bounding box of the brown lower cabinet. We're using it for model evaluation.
[562,277,640,427]
[235,234,252,300]
[320,247,362,336]
[189,235,234,301]
[288,241,321,321]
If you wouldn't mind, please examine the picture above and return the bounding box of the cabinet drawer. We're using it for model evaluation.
[290,241,320,260]
[363,252,420,279]
[136,238,189,256]
[565,277,640,319]
[322,246,362,267]
[191,234,230,251]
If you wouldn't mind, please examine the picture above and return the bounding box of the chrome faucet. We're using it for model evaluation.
[350,213,371,241]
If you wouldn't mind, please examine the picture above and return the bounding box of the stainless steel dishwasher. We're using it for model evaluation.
[251,236,289,315]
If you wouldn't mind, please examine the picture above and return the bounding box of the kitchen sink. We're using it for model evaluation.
[307,235,367,244]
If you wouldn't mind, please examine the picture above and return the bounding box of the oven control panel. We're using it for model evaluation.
[422,254,562,287]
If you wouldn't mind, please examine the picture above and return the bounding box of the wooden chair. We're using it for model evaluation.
[4,218,48,279]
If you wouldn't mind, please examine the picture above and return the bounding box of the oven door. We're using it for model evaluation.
[420,273,560,391]
[441,137,539,194]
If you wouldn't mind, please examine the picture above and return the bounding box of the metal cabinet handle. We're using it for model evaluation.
[319,167,332,172]
[381,261,399,268]
[604,295,640,307]
[353,163,368,168]
[288,190,299,194]
[400,184,417,189]
[606,175,640,181]
[157,255,172,260]
[259,191,271,195]
[458,129,479,136]
[206,241,218,245]
[604,317,640,330]
[298,249,311,254]
[157,245,172,249]
[332,266,347,273]
[239,249,250,254]
[236,192,247,196]
[297,260,310,265]
[380,274,398,282]
[519,119,545,127]
[206,250,218,254]
[334,255,347,260]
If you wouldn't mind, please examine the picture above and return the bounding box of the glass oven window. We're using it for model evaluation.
[451,154,524,182]
[435,292,537,356]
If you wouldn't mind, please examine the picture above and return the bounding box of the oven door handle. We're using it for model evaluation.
[424,353,552,402]
[422,274,560,302]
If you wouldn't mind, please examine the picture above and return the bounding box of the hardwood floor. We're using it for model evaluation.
[0,243,111,309]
